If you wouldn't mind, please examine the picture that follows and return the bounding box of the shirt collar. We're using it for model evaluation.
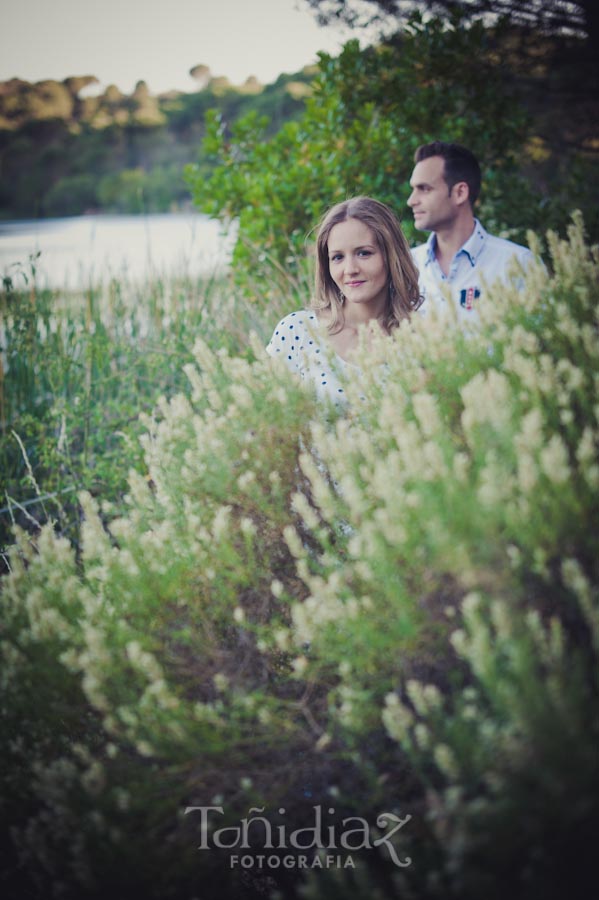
[423,231,437,266]
[424,219,487,268]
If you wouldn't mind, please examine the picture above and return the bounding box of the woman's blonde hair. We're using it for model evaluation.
[311,196,422,333]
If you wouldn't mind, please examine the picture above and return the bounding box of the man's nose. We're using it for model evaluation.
[407,191,416,207]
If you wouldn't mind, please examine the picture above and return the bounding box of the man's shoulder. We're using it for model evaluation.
[411,242,429,265]
[482,231,533,264]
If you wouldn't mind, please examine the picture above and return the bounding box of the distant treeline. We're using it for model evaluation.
[0,69,314,219]
[2,24,598,229]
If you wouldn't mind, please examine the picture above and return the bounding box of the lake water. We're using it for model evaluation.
[0,213,235,290]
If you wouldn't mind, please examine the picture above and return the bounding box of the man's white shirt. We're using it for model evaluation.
[411,219,534,319]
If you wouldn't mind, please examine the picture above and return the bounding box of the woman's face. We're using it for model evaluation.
[327,218,388,317]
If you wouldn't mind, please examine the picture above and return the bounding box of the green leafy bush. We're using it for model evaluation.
[44,174,99,217]
[186,14,545,298]
[0,265,274,555]
[1,218,598,899]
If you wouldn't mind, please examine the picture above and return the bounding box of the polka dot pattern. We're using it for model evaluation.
[266,310,354,404]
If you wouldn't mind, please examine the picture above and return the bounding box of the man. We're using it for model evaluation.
[407,141,534,318]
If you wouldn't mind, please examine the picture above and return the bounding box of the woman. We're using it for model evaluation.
[266,196,421,403]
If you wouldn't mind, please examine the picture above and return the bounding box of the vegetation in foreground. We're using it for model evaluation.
[0,259,296,558]
[1,218,597,899]
[188,11,599,298]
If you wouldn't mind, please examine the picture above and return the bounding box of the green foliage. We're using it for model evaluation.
[304,0,596,43]
[186,15,542,296]
[95,167,147,213]
[188,14,599,299]
[44,173,99,216]
[1,218,597,898]
[95,164,188,213]
[0,71,313,220]
[0,261,272,556]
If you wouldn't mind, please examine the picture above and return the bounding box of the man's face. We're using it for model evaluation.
[407,155,460,233]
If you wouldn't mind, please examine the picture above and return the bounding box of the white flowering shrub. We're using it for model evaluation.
[0,339,329,897]
[295,215,599,898]
[1,216,598,899]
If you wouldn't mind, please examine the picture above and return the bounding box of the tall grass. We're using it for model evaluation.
[0,259,301,557]
[2,221,597,899]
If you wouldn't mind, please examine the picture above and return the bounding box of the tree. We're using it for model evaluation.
[63,75,99,96]
[302,0,598,49]
[44,173,98,216]
[189,63,211,90]
[302,0,599,221]
[187,16,542,298]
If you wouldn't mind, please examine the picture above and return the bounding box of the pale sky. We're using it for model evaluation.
[0,0,353,94]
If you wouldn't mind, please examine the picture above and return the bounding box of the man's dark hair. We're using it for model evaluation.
[414,141,481,206]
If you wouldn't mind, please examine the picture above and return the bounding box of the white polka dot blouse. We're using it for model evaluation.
[266,310,359,405]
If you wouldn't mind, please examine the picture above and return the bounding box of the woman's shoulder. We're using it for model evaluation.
[266,309,325,363]
[267,309,318,347]
[271,309,318,332]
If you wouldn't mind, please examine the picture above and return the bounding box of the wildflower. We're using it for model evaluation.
[562,558,599,653]
[316,732,332,751]
[230,384,253,409]
[453,452,470,482]
[113,788,130,812]
[239,517,256,538]
[136,740,154,757]
[450,628,468,656]
[382,693,414,745]
[268,470,281,487]
[539,434,570,484]
[274,628,290,650]
[258,707,272,725]
[490,601,513,640]
[413,392,441,438]
[477,455,512,506]
[511,324,539,356]
[461,370,511,434]
[422,441,447,479]
[414,724,430,749]
[517,451,538,494]
[212,505,232,539]
[433,743,459,779]
[506,544,522,567]
[213,673,229,692]
[291,491,321,531]
[283,525,307,559]
[192,338,218,373]
[423,684,442,710]
[577,428,597,466]
[292,655,309,676]
[270,579,284,598]
[81,761,106,796]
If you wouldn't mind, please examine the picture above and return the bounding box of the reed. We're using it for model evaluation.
[0,261,293,554]
[1,218,597,899]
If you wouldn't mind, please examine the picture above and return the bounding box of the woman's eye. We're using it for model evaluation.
[330,254,343,262]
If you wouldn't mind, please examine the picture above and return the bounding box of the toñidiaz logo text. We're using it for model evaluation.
[184,805,412,870]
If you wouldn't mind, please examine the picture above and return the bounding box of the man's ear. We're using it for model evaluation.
[452,181,470,207]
